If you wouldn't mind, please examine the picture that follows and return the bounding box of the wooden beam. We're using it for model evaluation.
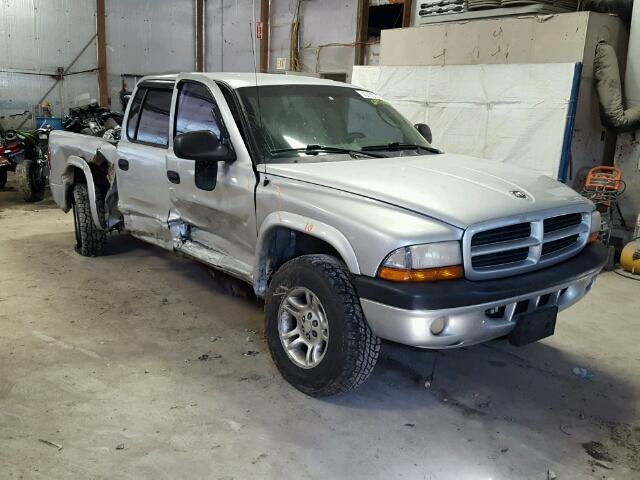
[195,0,205,71]
[96,0,108,106]
[259,0,270,72]
[355,0,369,66]
[402,0,413,28]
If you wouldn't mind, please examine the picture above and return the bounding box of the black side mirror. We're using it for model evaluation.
[173,130,235,163]
[414,123,433,144]
[174,130,235,191]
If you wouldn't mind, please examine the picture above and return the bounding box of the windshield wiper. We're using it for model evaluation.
[361,142,440,154]
[270,144,385,159]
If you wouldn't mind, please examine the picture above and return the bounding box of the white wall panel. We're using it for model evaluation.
[205,0,259,73]
[0,0,98,122]
[352,64,578,178]
[269,0,358,77]
[1,0,362,123]
[105,0,195,108]
[205,0,359,76]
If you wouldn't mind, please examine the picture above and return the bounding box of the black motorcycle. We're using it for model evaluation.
[16,125,51,202]
[63,103,123,139]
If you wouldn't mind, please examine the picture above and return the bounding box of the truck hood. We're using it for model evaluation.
[266,153,591,228]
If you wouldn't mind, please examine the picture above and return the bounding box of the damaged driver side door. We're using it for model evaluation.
[165,80,258,282]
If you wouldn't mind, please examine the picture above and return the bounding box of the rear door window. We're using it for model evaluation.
[136,89,173,146]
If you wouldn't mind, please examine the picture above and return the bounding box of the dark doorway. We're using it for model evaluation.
[368,3,405,38]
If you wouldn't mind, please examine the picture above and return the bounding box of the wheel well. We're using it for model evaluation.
[255,227,347,297]
[65,166,85,207]
[65,153,111,206]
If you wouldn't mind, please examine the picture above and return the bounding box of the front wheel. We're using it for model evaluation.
[265,254,380,396]
[72,183,106,256]
[16,159,46,202]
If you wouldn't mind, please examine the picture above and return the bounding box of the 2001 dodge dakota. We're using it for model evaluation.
[48,73,607,395]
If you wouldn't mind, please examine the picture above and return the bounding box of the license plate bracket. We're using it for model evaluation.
[508,306,558,347]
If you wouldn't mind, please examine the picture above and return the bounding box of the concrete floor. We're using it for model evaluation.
[1,176,639,480]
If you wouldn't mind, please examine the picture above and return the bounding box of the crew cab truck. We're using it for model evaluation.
[49,73,607,396]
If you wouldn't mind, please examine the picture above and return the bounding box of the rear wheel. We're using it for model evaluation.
[0,168,7,188]
[72,183,106,256]
[16,159,46,202]
[265,254,380,396]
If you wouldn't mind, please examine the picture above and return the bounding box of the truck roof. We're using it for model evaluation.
[140,72,354,90]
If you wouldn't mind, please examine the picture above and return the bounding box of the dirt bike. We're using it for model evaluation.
[16,125,51,202]
[0,126,51,202]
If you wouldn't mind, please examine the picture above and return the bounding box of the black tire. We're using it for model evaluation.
[0,168,7,189]
[16,160,46,202]
[72,183,106,257]
[265,254,380,396]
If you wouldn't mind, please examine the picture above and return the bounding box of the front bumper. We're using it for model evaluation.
[356,243,607,349]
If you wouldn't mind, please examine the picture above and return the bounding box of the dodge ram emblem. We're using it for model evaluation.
[510,190,527,199]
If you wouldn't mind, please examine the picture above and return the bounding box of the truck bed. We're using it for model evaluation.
[48,130,117,212]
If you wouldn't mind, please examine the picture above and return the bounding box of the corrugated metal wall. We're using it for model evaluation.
[106,0,195,110]
[269,0,359,77]
[0,0,360,125]
[0,0,196,122]
[206,0,259,72]
[0,0,98,126]
[204,0,359,77]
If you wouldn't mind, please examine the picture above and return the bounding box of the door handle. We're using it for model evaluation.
[167,170,180,184]
[118,159,129,171]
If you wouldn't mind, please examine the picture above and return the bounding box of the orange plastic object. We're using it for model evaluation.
[377,265,464,282]
[584,166,624,192]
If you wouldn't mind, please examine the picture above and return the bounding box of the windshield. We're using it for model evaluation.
[236,84,435,163]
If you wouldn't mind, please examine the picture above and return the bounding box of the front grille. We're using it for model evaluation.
[464,210,590,280]
[471,222,531,246]
[542,234,579,256]
[544,213,582,234]
[472,247,529,269]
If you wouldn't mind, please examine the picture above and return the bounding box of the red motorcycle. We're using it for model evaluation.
[0,126,50,201]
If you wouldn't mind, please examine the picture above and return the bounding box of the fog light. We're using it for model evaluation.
[430,317,447,336]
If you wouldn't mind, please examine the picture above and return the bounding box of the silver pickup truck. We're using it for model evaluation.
[49,73,606,396]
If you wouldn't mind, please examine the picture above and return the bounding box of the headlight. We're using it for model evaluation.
[589,210,601,243]
[378,241,463,282]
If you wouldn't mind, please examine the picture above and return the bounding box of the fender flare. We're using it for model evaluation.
[253,212,361,295]
[63,156,105,230]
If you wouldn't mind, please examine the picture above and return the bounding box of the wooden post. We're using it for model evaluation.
[260,0,270,72]
[402,0,413,28]
[96,0,108,106]
[355,0,369,66]
[195,0,205,71]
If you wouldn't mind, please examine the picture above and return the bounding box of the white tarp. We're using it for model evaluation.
[351,63,578,178]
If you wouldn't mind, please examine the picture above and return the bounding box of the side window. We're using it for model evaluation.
[136,88,173,146]
[175,83,222,139]
[126,88,145,140]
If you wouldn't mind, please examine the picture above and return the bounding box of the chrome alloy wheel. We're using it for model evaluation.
[278,287,329,369]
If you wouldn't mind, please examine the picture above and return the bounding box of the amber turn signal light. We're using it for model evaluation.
[588,232,600,243]
[377,265,464,282]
